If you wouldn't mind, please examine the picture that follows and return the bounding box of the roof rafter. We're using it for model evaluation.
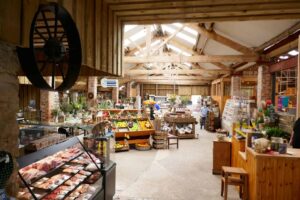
[188,23,256,55]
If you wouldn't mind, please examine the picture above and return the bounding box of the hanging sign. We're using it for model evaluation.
[101,78,119,88]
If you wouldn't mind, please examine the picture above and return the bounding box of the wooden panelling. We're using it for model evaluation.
[19,84,41,110]
[178,86,191,95]
[0,0,21,44]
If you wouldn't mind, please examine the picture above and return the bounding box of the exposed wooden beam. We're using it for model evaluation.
[134,79,211,85]
[234,63,260,72]
[211,62,232,70]
[127,75,215,81]
[126,69,228,75]
[109,0,300,10]
[122,13,300,25]
[266,39,298,58]
[188,24,255,55]
[255,21,300,52]
[124,54,263,63]
[151,26,185,54]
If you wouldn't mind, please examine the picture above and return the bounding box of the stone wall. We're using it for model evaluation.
[0,40,21,196]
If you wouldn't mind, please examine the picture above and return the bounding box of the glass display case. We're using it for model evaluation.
[17,137,104,200]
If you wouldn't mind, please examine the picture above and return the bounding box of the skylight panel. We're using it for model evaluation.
[124,25,137,32]
[162,25,176,34]
[288,50,299,56]
[173,23,183,28]
[123,39,130,46]
[168,44,181,53]
[183,27,198,36]
[184,62,192,67]
[182,51,191,56]
[130,29,146,41]
[176,32,196,44]
[151,39,161,47]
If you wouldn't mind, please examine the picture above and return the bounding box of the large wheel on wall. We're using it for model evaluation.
[17,3,81,91]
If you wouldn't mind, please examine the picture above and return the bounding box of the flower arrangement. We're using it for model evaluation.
[143,99,156,105]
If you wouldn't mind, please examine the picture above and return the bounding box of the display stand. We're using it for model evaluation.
[164,114,196,139]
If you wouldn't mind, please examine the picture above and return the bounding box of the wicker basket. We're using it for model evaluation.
[135,144,151,151]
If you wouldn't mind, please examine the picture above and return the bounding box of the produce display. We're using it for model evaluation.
[18,146,102,200]
[115,121,128,128]
[128,121,139,131]
[138,120,152,130]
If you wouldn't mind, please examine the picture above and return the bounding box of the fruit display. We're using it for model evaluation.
[114,121,128,128]
[138,120,153,130]
[129,122,139,131]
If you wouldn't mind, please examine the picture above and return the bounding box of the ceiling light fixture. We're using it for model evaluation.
[288,50,299,56]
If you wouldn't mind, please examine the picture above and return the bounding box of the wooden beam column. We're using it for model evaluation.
[231,76,241,97]
[297,35,300,118]
[112,87,119,104]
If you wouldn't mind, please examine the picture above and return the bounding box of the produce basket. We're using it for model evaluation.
[135,143,151,151]
[114,145,129,152]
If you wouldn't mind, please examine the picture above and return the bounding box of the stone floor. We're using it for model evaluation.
[110,127,240,200]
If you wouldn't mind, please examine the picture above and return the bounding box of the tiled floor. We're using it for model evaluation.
[111,127,240,200]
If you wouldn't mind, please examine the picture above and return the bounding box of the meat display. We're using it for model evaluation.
[18,145,102,200]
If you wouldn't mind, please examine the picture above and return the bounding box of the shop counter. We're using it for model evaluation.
[234,146,300,200]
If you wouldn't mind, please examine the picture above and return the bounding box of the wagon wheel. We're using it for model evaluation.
[17,3,81,91]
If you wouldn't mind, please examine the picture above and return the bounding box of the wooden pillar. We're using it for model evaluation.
[297,35,300,119]
[257,66,263,108]
[220,79,225,112]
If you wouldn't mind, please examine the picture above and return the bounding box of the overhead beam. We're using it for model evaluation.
[188,24,255,55]
[127,75,215,81]
[234,63,260,72]
[124,54,263,63]
[266,39,298,58]
[126,69,228,75]
[255,21,300,52]
[211,62,232,70]
[134,79,211,85]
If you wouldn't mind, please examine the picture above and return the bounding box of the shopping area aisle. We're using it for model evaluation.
[111,128,239,200]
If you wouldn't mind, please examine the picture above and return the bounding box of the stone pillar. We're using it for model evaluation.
[231,76,241,97]
[0,41,21,196]
[112,87,119,103]
[40,77,59,122]
[257,65,272,108]
[87,76,97,100]
[136,83,141,96]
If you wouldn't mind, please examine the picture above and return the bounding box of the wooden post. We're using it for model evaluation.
[220,79,225,112]
[296,35,300,119]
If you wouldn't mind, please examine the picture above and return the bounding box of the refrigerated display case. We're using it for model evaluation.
[17,137,115,200]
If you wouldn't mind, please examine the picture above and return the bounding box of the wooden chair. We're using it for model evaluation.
[221,166,248,200]
[167,134,179,149]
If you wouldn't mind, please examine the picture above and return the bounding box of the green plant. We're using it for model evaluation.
[265,127,290,140]
[180,96,190,106]
[51,108,60,117]
[60,102,73,114]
